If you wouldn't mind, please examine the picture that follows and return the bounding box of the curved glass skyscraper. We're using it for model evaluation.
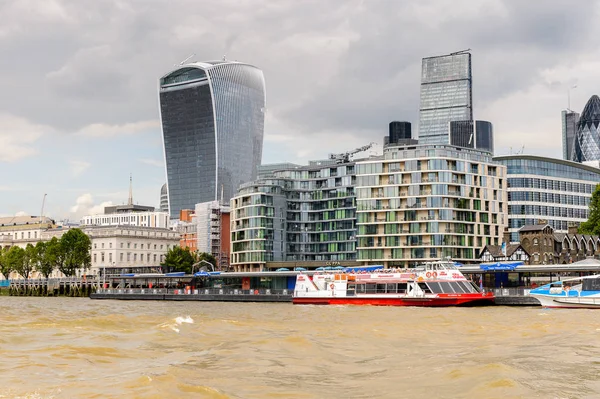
[159,60,266,219]
[573,95,600,163]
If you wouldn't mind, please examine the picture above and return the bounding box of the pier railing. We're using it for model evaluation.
[492,287,532,297]
[95,287,292,296]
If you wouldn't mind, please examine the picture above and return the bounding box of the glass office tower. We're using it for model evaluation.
[159,61,266,219]
[572,95,600,163]
[419,51,473,144]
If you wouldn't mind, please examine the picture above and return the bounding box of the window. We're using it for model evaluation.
[147,253,150,262]
[127,242,131,248]
[101,252,105,262]
[120,253,124,261]
[134,243,137,249]
[28,232,31,239]
[154,254,157,262]
[109,253,112,263]
[127,253,131,261]
[141,244,144,249]
[101,243,105,249]
[93,254,97,263]
[109,243,112,249]
[134,254,137,261]
[120,243,123,248]
[94,243,97,249]
[154,244,157,249]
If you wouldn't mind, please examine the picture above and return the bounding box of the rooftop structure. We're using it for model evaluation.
[572,95,600,163]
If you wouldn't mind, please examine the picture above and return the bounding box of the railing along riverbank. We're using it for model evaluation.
[7,278,98,297]
[91,287,293,302]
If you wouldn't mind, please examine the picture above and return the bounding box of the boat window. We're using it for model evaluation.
[356,284,365,294]
[366,283,377,293]
[451,282,467,293]
[418,282,432,293]
[377,284,387,293]
[386,283,397,293]
[427,282,444,293]
[468,281,479,292]
[583,278,600,291]
[346,284,356,296]
[397,282,407,293]
[460,281,476,293]
[438,282,455,293]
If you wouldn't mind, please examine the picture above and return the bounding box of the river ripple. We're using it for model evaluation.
[1,297,600,398]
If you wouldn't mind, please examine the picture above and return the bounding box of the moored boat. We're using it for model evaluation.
[292,260,494,307]
[529,275,600,308]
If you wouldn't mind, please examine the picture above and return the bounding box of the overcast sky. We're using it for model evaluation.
[1,0,598,220]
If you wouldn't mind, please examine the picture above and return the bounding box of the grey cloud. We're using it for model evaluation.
[0,0,598,157]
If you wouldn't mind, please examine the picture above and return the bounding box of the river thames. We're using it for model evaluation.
[1,297,600,398]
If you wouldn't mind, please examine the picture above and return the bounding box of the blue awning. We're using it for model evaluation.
[479,262,523,271]
[344,265,384,273]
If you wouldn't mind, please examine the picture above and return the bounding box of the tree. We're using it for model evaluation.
[580,184,600,235]
[36,241,57,278]
[59,229,91,277]
[0,247,11,279]
[5,246,25,279]
[15,243,37,279]
[161,246,195,274]
[195,252,218,271]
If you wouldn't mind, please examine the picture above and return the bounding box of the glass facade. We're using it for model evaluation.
[159,61,266,219]
[562,110,580,161]
[494,155,600,242]
[573,95,600,163]
[356,144,507,267]
[419,52,472,144]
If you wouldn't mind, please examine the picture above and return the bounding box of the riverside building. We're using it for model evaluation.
[230,161,358,272]
[493,155,600,242]
[355,143,508,267]
[158,59,266,219]
[572,95,600,163]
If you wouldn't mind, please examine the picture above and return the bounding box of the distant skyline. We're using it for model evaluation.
[0,0,599,219]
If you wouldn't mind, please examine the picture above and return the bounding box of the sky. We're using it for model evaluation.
[1,0,599,221]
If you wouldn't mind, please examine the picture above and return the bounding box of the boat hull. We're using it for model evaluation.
[293,293,494,307]
[531,294,600,309]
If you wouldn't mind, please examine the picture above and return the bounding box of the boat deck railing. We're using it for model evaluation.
[96,287,292,296]
[492,288,532,297]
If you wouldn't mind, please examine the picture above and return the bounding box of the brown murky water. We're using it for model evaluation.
[1,297,600,398]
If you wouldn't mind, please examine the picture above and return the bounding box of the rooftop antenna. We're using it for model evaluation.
[450,48,471,55]
[177,53,195,66]
[568,84,577,111]
[128,174,133,206]
[39,193,47,225]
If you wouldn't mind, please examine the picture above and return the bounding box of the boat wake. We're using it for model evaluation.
[160,316,194,333]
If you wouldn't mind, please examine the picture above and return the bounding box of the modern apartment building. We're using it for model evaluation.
[355,144,507,267]
[418,51,473,144]
[158,59,266,219]
[230,162,357,271]
[493,155,600,242]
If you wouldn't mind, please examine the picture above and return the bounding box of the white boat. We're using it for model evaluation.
[293,260,494,307]
[529,275,600,308]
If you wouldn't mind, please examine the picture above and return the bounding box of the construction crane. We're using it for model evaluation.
[329,142,375,164]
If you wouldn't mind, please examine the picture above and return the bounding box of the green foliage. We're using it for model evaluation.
[0,247,11,279]
[161,246,196,274]
[59,229,91,277]
[16,243,38,279]
[36,240,57,278]
[5,246,25,279]
[580,184,600,235]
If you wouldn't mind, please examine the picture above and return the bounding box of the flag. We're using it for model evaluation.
[501,241,507,256]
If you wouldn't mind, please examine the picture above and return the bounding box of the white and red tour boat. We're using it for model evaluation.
[293,260,494,307]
